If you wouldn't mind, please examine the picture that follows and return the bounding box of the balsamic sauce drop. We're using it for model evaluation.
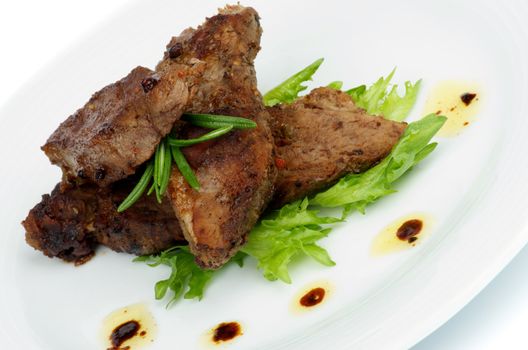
[396,219,423,243]
[212,322,242,343]
[110,320,140,349]
[460,92,477,106]
[299,287,326,307]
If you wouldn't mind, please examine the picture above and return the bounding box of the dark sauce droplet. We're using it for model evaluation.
[300,287,326,307]
[212,322,242,343]
[110,320,140,349]
[460,92,477,106]
[396,219,423,243]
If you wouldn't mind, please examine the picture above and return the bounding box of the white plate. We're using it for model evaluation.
[1,0,528,349]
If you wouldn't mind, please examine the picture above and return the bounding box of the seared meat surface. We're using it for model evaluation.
[43,66,188,187]
[269,87,407,207]
[23,6,408,270]
[23,179,184,264]
[164,6,276,269]
[27,5,276,269]
[22,87,405,266]
[43,5,262,187]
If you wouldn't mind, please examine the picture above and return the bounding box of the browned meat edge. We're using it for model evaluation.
[269,87,407,207]
[23,88,406,267]
[161,5,276,268]
[23,178,184,263]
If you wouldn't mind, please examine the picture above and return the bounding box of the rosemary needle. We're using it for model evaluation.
[117,162,154,212]
[167,126,234,147]
[118,113,250,212]
[147,182,156,196]
[171,146,200,190]
[183,113,257,129]
[154,140,169,187]
[159,139,172,196]
[155,181,162,204]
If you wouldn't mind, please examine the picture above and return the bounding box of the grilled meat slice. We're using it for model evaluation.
[26,5,274,267]
[156,5,264,114]
[268,87,407,207]
[42,5,261,187]
[23,179,184,264]
[23,86,405,266]
[164,6,276,269]
[168,115,275,269]
[42,66,188,187]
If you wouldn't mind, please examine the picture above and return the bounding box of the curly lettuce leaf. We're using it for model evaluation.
[263,58,324,106]
[240,198,340,283]
[327,81,343,90]
[347,69,421,121]
[134,247,245,307]
[311,114,446,212]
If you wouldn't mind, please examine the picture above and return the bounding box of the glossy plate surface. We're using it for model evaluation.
[1,0,527,349]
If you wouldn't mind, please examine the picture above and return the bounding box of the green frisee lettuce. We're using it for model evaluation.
[311,114,446,212]
[347,69,421,122]
[134,246,245,306]
[135,61,445,306]
[263,58,324,106]
[241,198,340,283]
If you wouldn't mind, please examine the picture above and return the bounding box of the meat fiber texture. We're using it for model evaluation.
[269,87,406,207]
[42,5,262,188]
[23,89,406,267]
[160,5,277,268]
[27,5,277,269]
[23,179,184,264]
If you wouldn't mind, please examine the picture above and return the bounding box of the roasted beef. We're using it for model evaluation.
[42,66,188,187]
[163,6,276,269]
[24,6,408,270]
[23,178,184,264]
[42,5,262,187]
[23,87,406,267]
[268,87,407,207]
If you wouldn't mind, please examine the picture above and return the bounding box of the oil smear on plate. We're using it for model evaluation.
[291,280,332,314]
[371,213,432,256]
[101,303,157,350]
[423,81,481,137]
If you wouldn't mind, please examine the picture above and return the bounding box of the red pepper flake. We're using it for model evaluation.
[275,157,286,169]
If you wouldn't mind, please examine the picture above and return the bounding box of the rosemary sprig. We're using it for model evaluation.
[171,147,200,190]
[117,114,257,212]
[167,126,233,147]
[182,113,257,129]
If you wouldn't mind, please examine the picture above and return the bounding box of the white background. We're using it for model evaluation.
[1,1,526,349]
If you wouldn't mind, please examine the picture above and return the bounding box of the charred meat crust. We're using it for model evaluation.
[42,5,263,188]
[24,6,407,271]
[163,6,276,269]
[22,179,184,264]
[168,112,276,269]
[23,87,405,267]
[268,87,407,207]
[42,66,188,187]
